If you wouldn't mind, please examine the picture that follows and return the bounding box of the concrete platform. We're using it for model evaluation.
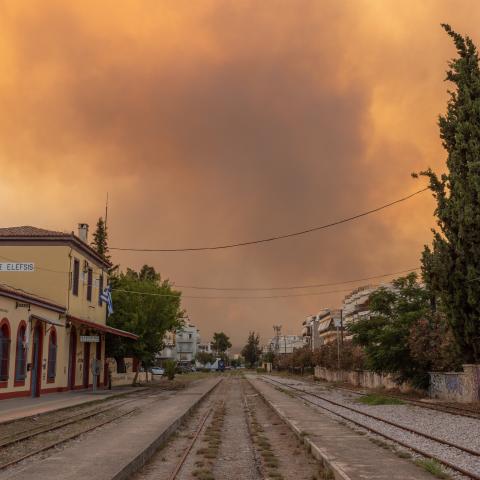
[247,375,436,480]
[0,386,147,424]
[0,377,221,480]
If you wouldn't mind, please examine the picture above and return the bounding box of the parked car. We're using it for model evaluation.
[150,367,165,376]
[176,362,195,374]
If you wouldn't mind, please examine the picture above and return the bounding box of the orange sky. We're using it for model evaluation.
[1,1,479,348]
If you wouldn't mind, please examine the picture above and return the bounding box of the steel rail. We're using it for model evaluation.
[262,376,480,480]
[0,386,151,428]
[282,373,480,420]
[319,380,480,420]
[264,376,480,456]
[0,398,136,448]
[0,385,170,447]
[0,407,137,470]
[167,376,226,480]
[168,407,213,480]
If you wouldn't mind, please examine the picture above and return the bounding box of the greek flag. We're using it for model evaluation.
[100,285,114,316]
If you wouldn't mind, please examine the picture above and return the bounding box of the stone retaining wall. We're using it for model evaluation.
[429,364,480,403]
[315,364,480,403]
[111,371,148,386]
[313,366,414,393]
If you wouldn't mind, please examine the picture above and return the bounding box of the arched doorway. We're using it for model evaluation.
[68,326,77,390]
[30,322,43,397]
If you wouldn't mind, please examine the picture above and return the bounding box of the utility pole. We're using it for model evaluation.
[334,311,342,370]
[273,325,282,354]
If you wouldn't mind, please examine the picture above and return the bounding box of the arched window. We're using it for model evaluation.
[47,329,57,381]
[0,319,11,383]
[15,323,26,383]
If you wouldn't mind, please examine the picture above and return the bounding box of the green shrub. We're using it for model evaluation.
[164,360,176,380]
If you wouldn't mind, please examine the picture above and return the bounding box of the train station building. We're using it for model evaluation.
[0,225,137,400]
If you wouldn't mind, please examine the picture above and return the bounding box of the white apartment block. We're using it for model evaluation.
[342,283,395,332]
[157,322,201,363]
[263,335,306,355]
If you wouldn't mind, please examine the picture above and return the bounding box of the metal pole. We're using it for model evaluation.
[340,309,344,346]
[336,327,340,370]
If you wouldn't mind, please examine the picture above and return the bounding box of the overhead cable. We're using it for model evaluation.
[110,187,429,253]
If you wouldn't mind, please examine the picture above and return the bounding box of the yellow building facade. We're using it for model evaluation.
[0,226,137,400]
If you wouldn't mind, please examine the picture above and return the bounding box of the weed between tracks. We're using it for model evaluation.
[357,394,404,406]
[193,402,226,480]
[415,458,450,479]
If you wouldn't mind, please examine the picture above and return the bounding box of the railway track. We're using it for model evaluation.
[167,407,213,480]
[0,387,169,471]
[320,380,480,420]
[0,398,137,449]
[166,381,227,480]
[262,375,480,480]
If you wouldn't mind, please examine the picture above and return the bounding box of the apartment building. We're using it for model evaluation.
[317,309,342,345]
[302,309,330,350]
[341,283,394,338]
[263,335,306,355]
[157,322,201,363]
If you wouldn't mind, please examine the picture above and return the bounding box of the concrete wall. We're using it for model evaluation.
[314,366,414,393]
[106,357,147,386]
[429,365,480,403]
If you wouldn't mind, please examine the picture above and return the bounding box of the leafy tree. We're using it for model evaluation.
[313,340,365,371]
[349,273,457,388]
[211,332,232,354]
[415,25,480,363]
[262,350,275,364]
[196,351,215,365]
[241,332,261,367]
[408,312,461,373]
[106,266,184,383]
[91,217,110,261]
[139,265,160,282]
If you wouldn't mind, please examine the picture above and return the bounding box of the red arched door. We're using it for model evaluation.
[68,327,77,390]
[30,323,43,397]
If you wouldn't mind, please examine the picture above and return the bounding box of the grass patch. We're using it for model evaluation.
[192,469,215,480]
[415,459,450,479]
[357,394,404,406]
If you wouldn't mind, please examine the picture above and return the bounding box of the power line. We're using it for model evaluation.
[0,253,420,292]
[111,286,363,300]
[110,187,429,252]
[0,252,420,292]
[173,267,420,291]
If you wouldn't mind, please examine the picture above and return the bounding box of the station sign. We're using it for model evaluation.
[0,263,35,272]
[80,335,100,343]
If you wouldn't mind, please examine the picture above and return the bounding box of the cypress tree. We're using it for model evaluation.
[91,217,110,262]
[417,24,480,363]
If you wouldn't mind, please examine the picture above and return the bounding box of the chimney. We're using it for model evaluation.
[78,223,89,243]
